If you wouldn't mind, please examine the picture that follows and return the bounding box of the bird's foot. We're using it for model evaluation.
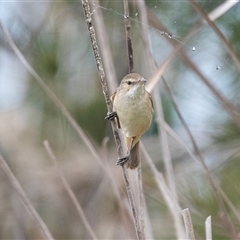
[116,155,129,166]
[105,111,117,121]
[105,111,121,128]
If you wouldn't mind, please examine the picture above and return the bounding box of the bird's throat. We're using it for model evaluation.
[126,84,145,99]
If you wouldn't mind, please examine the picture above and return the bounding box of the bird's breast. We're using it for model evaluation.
[113,91,152,137]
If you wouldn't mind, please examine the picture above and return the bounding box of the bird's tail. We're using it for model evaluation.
[126,141,140,169]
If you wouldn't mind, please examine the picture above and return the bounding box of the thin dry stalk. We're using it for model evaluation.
[208,0,239,21]
[81,1,142,239]
[137,163,146,239]
[135,0,177,196]
[134,3,153,237]
[160,121,201,165]
[123,0,134,73]
[43,140,98,240]
[134,0,155,74]
[89,3,142,234]
[205,216,212,240]
[182,208,195,240]
[154,85,185,239]
[182,54,240,127]
[123,1,146,239]
[218,185,240,224]
[145,44,183,93]
[0,154,54,240]
[80,0,123,161]
[100,139,136,238]
[137,21,183,239]
[122,167,142,240]
[163,76,214,166]
[123,0,144,238]
[154,85,175,197]
[135,1,185,238]
[141,143,183,222]
[90,0,118,93]
[189,0,240,70]
[162,77,205,161]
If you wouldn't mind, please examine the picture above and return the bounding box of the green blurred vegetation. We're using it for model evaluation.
[72,94,108,144]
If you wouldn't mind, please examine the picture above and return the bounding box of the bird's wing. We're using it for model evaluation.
[110,90,116,103]
[147,91,154,111]
[110,91,121,129]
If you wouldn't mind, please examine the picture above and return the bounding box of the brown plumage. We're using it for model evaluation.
[111,73,153,169]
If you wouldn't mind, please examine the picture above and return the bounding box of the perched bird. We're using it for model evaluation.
[110,73,153,169]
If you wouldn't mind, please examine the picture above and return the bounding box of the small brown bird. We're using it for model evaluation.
[110,73,153,169]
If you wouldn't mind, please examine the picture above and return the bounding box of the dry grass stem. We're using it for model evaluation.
[153,87,185,239]
[81,1,142,239]
[205,216,212,240]
[124,0,134,73]
[162,77,205,162]
[135,1,185,238]
[100,139,137,238]
[81,0,123,161]
[154,84,174,191]
[189,0,240,70]
[0,154,54,240]
[90,0,118,93]
[182,208,195,240]
[141,143,177,211]
[137,163,146,239]
[136,1,184,239]
[132,3,154,238]
[218,185,240,224]
[43,140,98,240]
[146,46,182,93]
[122,0,143,238]
[122,166,142,240]
[208,0,239,21]
[134,0,155,74]
[141,143,185,238]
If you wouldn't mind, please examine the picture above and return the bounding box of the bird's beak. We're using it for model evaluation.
[138,78,147,84]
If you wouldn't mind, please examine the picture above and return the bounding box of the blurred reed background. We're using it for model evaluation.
[0,0,240,239]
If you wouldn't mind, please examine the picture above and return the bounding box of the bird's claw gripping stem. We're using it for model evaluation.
[116,155,129,166]
[105,111,117,120]
[105,111,121,128]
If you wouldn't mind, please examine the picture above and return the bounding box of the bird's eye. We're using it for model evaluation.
[127,81,132,85]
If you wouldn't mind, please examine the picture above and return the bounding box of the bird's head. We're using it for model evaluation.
[119,73,147,97]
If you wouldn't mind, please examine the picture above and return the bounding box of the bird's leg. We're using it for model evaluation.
[116,138,134,166]
[105,111,121,129]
